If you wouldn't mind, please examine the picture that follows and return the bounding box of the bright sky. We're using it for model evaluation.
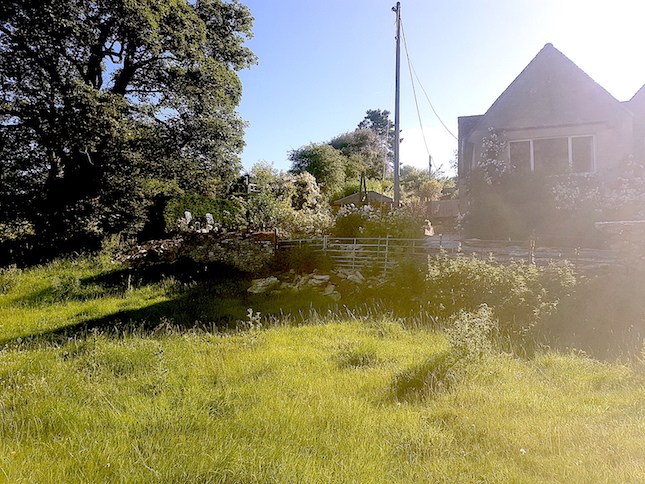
[237,0,645,176]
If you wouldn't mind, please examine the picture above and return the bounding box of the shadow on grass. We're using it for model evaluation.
[14,260,243,307]
[0,277,345,348]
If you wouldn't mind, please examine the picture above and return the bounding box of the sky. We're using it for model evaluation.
[236,0,645,176]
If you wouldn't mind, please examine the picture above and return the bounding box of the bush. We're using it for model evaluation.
[272,245,334,274]
[0,264,20,294]
[545,268,645,359]
[278,207,334,237]
[447,305,498,360]
[421,256,576,342]
[334,204,426,238]
[164,194,245,232]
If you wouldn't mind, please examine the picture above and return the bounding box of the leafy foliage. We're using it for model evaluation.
[423,256,576,341]
[400,165,451,202]
[331,178,392,202]
[163,194,246,232]
[239,163,333,235]
[545,267,645,358]
[446,305,498,360]
[288,143,347,195]
[334,204,426,238]
[0,0,256,256]
[357,108,394,170]
[329,129,387,179]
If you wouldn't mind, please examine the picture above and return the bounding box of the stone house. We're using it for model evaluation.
[458,43,645,178]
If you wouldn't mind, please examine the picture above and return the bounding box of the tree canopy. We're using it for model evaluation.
[358,108,394,169]
[288,143,346,195]
[329,129,386,180]
[0,0,256,256]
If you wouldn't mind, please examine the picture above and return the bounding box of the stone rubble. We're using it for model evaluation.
[247,269,371,301]
[115,232,276,273]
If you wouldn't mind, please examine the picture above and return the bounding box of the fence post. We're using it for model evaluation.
[575,246,580,272]
[529,236,536,265]
[352,238,357,270]
[384,236,390,274]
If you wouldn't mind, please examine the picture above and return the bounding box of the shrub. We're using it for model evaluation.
[545,268,645,359]
[278,208,334,237]
[446,305,498,360]
[423,256,577,342]
[164,194,245,232]
[334,204,426,238]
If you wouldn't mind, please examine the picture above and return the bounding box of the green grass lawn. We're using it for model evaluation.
[1,257,644,483]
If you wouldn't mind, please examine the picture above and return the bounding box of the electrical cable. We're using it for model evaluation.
[400,20,458,142]
[401,22,432,160]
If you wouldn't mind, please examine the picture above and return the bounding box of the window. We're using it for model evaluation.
[571,136,593,172]
[534,138,569,174]
[509,136,594,174]
[509,141,531,171]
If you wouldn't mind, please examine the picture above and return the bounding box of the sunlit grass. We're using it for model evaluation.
[0,256,171,343]
[0,257,644,482]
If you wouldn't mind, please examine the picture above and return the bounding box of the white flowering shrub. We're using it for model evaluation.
[477,127,509,185]
[333,204,425,238]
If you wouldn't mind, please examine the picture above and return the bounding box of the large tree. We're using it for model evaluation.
[288,143,346,195]
[0,0,255,253]
[357,109,394,177]
[329,129,386,180]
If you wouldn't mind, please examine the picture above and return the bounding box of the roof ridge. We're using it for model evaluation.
[469,43,629,134]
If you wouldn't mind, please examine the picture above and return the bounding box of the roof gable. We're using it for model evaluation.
[629,84,645,114]
[473,44,630,132]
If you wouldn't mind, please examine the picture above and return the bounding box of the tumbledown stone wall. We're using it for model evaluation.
[116,232,277,273]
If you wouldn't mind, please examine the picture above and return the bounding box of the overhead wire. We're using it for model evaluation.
[400,20,431,160]
[400,20,459,143]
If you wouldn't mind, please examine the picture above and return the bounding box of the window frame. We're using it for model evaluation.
[508,135,595,174]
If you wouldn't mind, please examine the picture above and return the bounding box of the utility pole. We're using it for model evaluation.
[392,2,401,206]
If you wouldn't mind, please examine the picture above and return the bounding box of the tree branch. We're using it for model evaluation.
[0,25,63,88]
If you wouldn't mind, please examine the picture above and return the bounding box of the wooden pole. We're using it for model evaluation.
[392,2,401,206]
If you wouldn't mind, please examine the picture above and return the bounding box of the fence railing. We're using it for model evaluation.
[278,237,434,272]
[277,236,621,274]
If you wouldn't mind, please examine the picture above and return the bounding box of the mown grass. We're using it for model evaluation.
[0,257,644,483]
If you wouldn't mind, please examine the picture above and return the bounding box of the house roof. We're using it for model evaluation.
[466,43,631,135]
[332,191,393,206]
[628,84,645,115]
[458,115,484,146]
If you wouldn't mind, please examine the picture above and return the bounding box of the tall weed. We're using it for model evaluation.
[423,256,576,343]
[0,264,20,294]
[447,305,498,360]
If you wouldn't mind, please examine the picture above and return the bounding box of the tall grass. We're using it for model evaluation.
[1,321,644,483]
[0,256,644,482]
